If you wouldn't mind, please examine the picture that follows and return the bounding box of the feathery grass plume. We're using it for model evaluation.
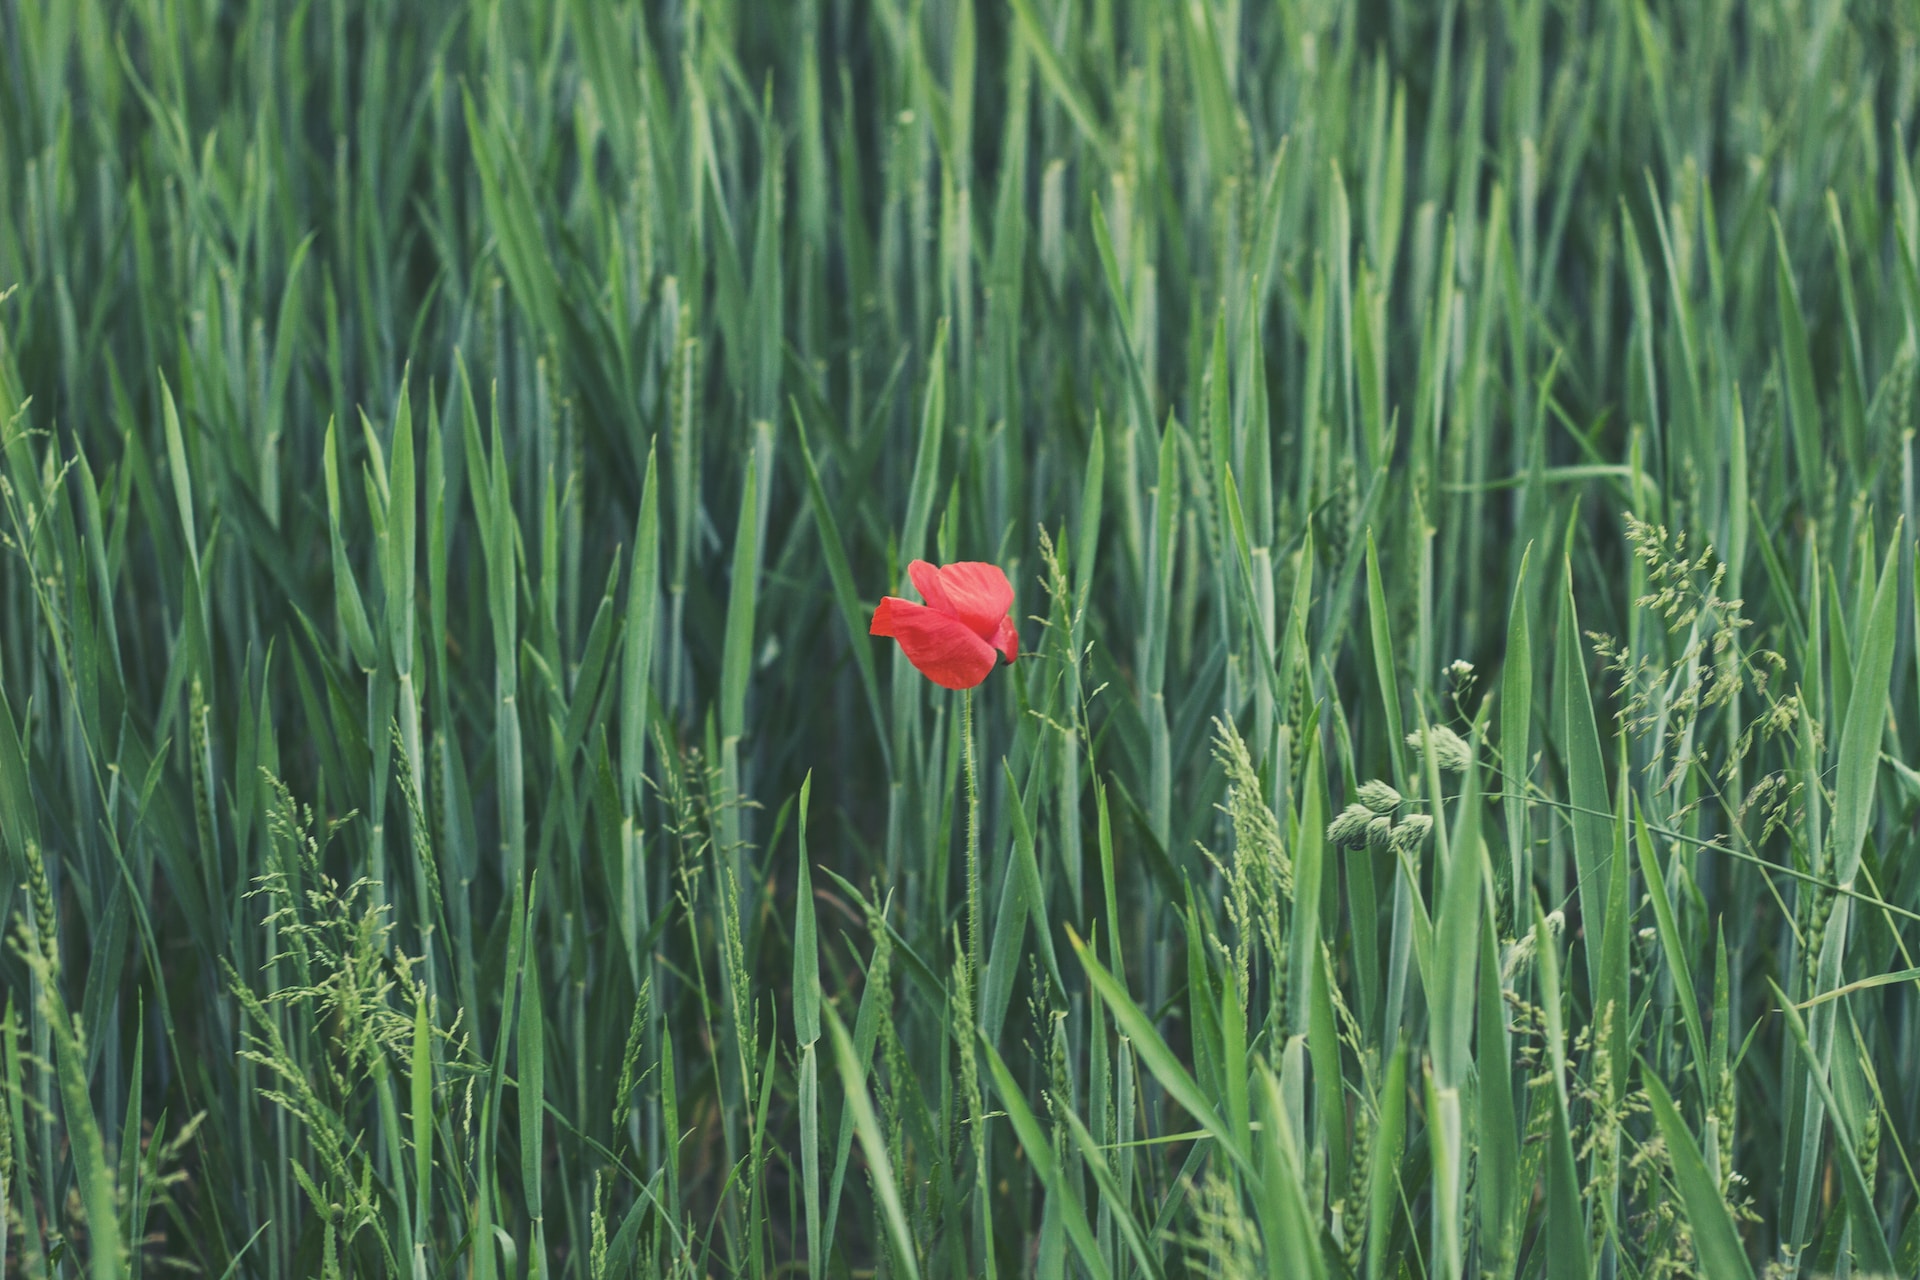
[949,925,983,1163]
[1389,813,1432,854]
[1357,778,1403,815]
[21,837,58,975]
[1329,802,1375,848]
[1211,716,1293,989]
[1179,1167,1263,1279]
[589,1169,612,1279]
[612,977,650,1130]
[1405,723,1472,772]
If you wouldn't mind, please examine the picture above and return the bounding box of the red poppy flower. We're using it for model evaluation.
[870,560,1019,690]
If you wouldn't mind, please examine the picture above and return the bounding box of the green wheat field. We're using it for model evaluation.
[4,0,1920,1276]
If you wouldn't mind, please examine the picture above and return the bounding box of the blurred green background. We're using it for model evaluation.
[2,0,1919,1276]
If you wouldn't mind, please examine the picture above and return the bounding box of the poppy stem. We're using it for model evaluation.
[958,688,998,1279]
[962,686,981,1020]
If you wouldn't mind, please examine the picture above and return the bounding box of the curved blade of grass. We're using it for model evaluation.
[1289,733,1328,1038]
[1792,966,1920,1010]
[1635,801,1711,1108]
[1790,524,1899,1259]
[519,914,546,1262]
[621,440,660,810]
[1089,195,1157,443]
[36,943,125,1280]
[1534,893,1591,1280]
[1431,725,1482,1089]
[1828,522,1899,892]
[1364,531,1406,787]
[1774,214,1825,507]
[718,453,760,743]
[1364,1038,1408,1280]
[323,415,378,670]
[1640,1068,1757,1280]
[1004,758,1064,995]
[1065,925,1255,1180]
[899,319,949,564]
[825,1001,922,1280]
[1059,1102,1165,1280]
[1770,979,1898,1274]
[1253,1063,1329,1280]
[1556,558,1611,995]
[1223,467,1282,712]
[794,775,822,1280]
[1476,902,1519,1269]
[1501,544,1533,901]
[980,1034,1115,1280]
[793,407,889,773]
[411,992,433,1265]
[384,376,417,669]
[1004,0,1115,165]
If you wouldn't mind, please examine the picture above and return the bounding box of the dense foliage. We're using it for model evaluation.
[2,0,1919,1276]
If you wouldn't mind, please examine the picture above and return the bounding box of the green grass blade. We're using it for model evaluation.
[1534,893,1592,1280]
[1640,1069,1757,1280]
[1364,1038,1408,1280]
[719,454,760,744]
[1635,802,1711,1108]
[793,407,890,772]
[1771,981,1898,1274]
[1501,544,1533,902]
[979,1034,1113,1280]
[1556,558,1612,995]
[825,1002,922,1280]
[1066,926,1255,1180]
[1828,524,1899,891]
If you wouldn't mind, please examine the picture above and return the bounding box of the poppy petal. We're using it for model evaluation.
[870,596,906,637]
[990,615,1019,664]
[877,598,997,689]
[907,560,953,613]
[933,561,1015,638]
